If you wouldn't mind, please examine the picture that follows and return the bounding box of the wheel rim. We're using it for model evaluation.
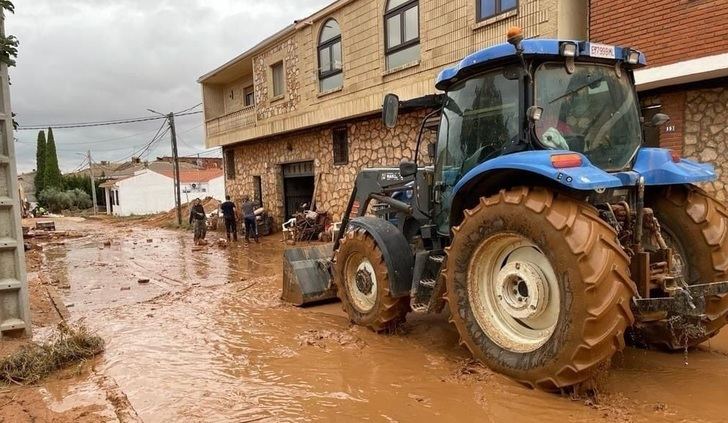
[468,233,561,353]
[344,254,378,313]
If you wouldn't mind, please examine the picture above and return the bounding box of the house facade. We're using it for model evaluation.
[199,0,588,223]
[101,168,224,216]
[590,0,728,201]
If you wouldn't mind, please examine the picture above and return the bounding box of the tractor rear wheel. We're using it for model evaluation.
[333,228,409,332]
[444,187,636,390]
[635,185,728,349]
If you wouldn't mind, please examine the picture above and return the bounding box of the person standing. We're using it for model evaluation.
[220,195,238,242]
[189,198,207,245]
[241,195,259,243]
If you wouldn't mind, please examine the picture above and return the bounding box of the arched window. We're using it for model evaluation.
[384,0,420,70]
[318,19,343,92]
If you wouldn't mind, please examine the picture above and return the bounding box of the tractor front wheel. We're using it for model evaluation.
[444,187,636,390]
[333,228,409,332]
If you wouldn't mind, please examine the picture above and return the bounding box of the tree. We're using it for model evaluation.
[44,127,62,188]
[0,1,17,68]
[34,130,46,194]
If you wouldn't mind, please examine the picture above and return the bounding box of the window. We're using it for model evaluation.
[434,69,519,233]
[225,150,236,180]
[477,0,518,21]
[115,191,120,206]
[253,175,263,204]
[271,62,285,98]
[244,86,255,107]
[385,0,420,70]
[333,127,348,165]
[318,19,343,92]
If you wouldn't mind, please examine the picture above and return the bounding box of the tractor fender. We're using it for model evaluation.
[452,150,624,195]
[633,148,716,186]
[349,216,413,298]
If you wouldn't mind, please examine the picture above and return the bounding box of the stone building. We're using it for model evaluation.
[199,0,588,224]
[590,0,728,201]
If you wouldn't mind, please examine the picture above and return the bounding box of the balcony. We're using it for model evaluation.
[206,106,256,137]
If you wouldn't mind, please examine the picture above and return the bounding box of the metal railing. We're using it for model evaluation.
[206,105,256,137]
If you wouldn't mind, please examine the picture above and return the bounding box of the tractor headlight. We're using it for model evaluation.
[625,49,640,64]
[560,42,577,57]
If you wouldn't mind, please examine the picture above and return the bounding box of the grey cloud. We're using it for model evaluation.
[9,0,332,172]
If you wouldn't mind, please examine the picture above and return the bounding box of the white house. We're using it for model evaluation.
[101,168,224,216]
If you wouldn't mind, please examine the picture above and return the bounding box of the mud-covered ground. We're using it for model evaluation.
[3,217,728,422]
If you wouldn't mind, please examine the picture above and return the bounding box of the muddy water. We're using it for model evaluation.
[40,219,728,422]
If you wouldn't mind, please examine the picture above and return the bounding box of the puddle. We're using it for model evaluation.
[30,218,728,422]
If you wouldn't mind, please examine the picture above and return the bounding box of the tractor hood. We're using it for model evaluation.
[435,39,646,91]
[452,148,716,194]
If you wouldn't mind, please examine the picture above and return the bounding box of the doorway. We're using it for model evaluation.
[282,161,315,219]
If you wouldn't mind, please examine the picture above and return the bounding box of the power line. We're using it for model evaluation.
[111,120,169,163]
[16,111,202,131]
[176,103,202,114]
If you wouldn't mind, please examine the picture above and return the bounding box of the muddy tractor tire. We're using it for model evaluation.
[635,185,728,350]
[444,187,636,390]
[333,228,409,332]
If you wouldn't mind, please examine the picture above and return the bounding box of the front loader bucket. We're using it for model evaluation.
[282,244,337,306]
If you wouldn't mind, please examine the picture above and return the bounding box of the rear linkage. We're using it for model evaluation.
[596,178,728,327]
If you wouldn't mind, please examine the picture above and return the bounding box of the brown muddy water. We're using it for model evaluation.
[22,218,728,422]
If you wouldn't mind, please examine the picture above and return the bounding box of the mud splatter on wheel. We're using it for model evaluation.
[444,187,636,390]
[333,228,409,332]
[635,185,728,349]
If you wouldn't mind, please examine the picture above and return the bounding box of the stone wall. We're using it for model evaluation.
[223,110,434,226]
[253,38,300,120]
[683,86,728,202]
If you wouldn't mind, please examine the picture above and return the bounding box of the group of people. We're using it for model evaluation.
[188,195,259,245]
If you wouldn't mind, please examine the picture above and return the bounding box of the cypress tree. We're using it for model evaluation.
[44,127,62,188]
[34,130,46,194]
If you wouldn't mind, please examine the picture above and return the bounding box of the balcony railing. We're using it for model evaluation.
[206,105,256,137]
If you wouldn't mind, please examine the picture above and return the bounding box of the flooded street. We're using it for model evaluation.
[13,218,728,422]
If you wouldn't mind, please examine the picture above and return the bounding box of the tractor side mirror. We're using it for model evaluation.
[399,159,417,178]
[650,113,670,127]
[382,94,400,129]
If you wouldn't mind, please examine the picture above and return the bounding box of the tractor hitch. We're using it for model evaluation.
[633,280,728,317]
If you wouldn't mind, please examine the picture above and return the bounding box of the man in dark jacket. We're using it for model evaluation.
[220,195,238,242]
[241,195,259,243]
[189,198,207,245]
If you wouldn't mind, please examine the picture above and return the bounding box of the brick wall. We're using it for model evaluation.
[656,91,686,154]
[590,0,728,67]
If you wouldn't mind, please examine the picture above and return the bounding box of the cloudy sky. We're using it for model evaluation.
[9,0,332,173]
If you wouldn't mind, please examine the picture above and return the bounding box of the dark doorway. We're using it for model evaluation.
[282,161,315,219]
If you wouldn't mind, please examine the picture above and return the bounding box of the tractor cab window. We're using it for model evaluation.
[534,63,642,171]
[434,69,519,233]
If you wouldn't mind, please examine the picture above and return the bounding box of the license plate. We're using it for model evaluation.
[589,43,616,59]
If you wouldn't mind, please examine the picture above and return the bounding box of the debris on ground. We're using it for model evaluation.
[295,328,365,350]
[0,323,104,385]
[445,359,494,383]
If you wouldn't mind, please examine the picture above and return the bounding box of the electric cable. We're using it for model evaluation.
[17,111,202,131]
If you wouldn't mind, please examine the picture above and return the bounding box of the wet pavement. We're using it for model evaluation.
[21,218,728,422]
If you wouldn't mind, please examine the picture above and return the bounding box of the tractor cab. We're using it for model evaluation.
[429,30,651,233]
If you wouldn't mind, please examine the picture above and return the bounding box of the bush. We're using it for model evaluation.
[38,187,93,213]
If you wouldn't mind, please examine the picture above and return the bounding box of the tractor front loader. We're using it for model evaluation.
[282,28,728,390]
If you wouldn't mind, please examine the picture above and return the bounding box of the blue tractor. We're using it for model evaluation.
[282,28,728,390]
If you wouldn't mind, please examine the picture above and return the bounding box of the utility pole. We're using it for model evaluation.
[87,150,98,215]
[168,113,182,226]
